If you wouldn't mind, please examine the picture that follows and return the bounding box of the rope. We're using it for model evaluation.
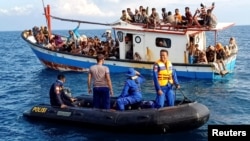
[175,88,193,105]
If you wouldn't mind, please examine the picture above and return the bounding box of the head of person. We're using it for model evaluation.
[185,7,190,12]
[96,54,105,64]
[229,37,235,43]
[68,30,73,35]
[127,8,131,12]
[122,10,126,15]
[160,49,169,62]
[162,8,166,12]
[139,6,143,10]
[57,74,66,83]
[207,9,212,15]
[142,9,146,15]
[175,8,179,14]
[126,68,136,78]
[152,8,156,13]
[215,43,223,50]
[135,9,139,14]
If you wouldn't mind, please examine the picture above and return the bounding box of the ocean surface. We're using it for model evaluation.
[0,25,250,141]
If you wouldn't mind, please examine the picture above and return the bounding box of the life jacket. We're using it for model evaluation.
[156,60,173,86]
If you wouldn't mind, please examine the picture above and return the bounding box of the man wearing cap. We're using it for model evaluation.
[153,49,180,108]
[116,68,145,111]
[88,54,113,109]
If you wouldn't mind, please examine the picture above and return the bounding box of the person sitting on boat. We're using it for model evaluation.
[116,68,145,111]
[206,45,216,63]
[49,74,77,108]
[120,10,132,23]
[164,11,175,25]
[67,22,81,46]
[183,7,201,27]
[153,49,180,108]
[141,8,149,24]
[54,35,64,49]
[204,9,217,28]
[148,8,160,28]
[161,8,167,22]
[197,51,208,64]
[133,9,143,23]
[228,37,238,54]
[193,44,201,63]
[215,43,228,75]
[224,45,231,57]
[174,8,183,25]
[126,8,134,22]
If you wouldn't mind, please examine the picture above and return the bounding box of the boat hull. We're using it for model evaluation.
[23,95,210,133]
[22,32,236,79]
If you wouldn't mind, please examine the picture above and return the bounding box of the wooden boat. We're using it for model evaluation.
[21,4,237,79]
[23,94,210,133]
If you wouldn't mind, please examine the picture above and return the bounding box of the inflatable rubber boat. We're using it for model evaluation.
[23,95,209,133]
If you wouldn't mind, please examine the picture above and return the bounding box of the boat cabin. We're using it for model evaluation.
[113,21,206,63]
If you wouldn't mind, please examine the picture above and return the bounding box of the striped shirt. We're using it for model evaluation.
[89,64,109,87]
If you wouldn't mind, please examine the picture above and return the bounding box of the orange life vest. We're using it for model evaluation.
[156,60,173,86]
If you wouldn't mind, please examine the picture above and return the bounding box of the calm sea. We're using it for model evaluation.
[0,25,250,141]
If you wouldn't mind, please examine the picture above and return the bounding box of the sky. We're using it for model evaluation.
[0,0,249,31]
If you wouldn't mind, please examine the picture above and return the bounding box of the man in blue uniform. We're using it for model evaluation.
[116,68,145,111]
[49,74,77,108]
[153,49,180,108]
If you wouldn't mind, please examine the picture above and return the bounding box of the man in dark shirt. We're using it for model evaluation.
[49,74,76,108]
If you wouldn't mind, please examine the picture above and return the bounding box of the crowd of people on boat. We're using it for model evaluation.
[50,50,180,111]
[120,2,217,29]
[23,24,121,59]
[186,37,238,75]
[186,37,238,65]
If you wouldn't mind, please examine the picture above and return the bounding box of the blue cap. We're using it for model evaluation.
[126,68,136,77]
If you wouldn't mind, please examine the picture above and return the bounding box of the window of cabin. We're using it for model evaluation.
[155,38,171,48]
[117,31,123,42]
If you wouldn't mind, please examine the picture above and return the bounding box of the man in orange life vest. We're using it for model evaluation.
[153,49,180,108]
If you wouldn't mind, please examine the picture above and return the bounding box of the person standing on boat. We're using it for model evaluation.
[116,68,145,111]
[88,54,113,109]
[153,49,180,108]
[49,74,77,108]
[67,22,81,46]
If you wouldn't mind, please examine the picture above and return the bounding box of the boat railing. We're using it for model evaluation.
[130,22,217,33]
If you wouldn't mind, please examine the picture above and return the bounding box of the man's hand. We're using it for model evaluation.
[175,84,180,89]
[110,90,114,96]
[71,98,77,102]
[60,104,68,108]
[157,89,163,95]
[88,88,92,94]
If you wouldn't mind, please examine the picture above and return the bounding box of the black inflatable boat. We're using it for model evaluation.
[23,95,209,133]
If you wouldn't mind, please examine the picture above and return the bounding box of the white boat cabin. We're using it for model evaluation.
[112,21,206,63]
[112,21,234,64]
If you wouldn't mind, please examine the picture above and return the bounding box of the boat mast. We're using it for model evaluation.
[42,0,52,39]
